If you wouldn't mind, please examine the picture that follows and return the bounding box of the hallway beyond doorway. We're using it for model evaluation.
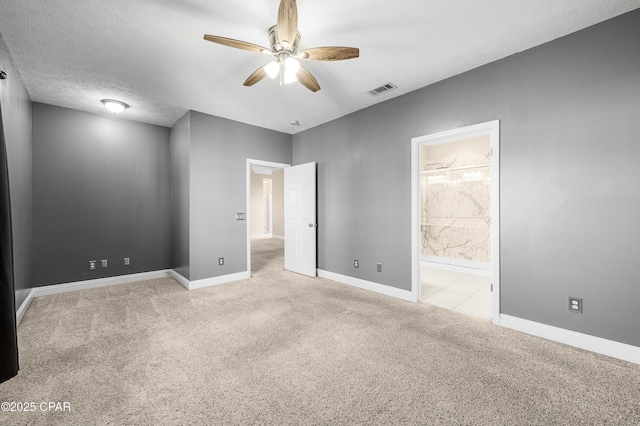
[251,237,284,276]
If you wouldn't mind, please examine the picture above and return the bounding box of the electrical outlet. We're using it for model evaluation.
[124,257,130,266]
[569,297,583,313]
[101,259,108,268]
[377,263,382,272]
[89,260,97,271]
[219,257,224,266]
[354,259,359,268]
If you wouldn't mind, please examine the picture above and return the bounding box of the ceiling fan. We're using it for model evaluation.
[203,0,359,92]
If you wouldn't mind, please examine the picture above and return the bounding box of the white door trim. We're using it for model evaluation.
[246,159,290,275]
[411,120,500,324]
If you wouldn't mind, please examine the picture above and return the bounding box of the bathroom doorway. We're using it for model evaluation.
[411,121,500,324]
[246,159,288,275]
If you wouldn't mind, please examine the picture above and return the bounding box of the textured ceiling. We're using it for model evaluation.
[1,0,639,134]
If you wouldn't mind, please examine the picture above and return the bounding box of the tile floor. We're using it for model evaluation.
[420,266,491,320]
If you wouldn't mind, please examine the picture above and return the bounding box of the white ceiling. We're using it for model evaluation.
[1,0,639,134]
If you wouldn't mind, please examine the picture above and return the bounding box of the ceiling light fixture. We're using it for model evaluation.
[283,70,297,85]
[284,57,299,74]
[283,57,299,84]
[265,61,280,79]
[289,120,300,126]
[265,57,300,85]
[203,1,359,92]
[101,99,129,114]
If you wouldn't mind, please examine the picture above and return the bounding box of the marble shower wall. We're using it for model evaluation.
[421,152,490,263]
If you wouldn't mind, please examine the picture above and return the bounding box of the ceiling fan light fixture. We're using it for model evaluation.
[101,99,128,114]
[284,70,298,84]
[265,61,280,79]
[284,57,300,74]
[203,0,358,92]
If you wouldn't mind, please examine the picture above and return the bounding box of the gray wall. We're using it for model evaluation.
[293,10,640,347]
[170,111,191,279]
[188,111,291,281]
[32,103,171,286]
[0,35,33,309]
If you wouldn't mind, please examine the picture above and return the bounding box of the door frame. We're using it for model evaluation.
[246,158,290,275]
[410,120,500,324]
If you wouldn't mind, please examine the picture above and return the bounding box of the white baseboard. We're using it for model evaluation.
[169,270,190,289]
[421,255,490,272]
[32,270,172,298]
[499,314,640,365]
[17,269,252,323]
[170,270,250,291]
[15,270,172,325]
[318,269,415,302]
[16,288,35,326]
[421,260,490,277]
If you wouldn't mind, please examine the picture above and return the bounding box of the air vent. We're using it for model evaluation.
[368,82,397,97]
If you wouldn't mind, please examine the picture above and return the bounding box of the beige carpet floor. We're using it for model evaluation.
[1,238,639,425]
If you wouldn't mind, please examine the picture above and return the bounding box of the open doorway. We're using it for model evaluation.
[250,169,279,239]
[411,121,500,324]
[246,159,289,275]
[263,179,272,235]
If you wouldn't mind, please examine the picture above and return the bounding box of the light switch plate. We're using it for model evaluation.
[89,260,97,271]
[236,213,246,221]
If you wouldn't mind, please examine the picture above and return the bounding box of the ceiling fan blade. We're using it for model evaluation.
[298,46,360,61]
[296,65,320,92]
[243,65,268,87]
[204,35,270,54]
[277,0,298,47]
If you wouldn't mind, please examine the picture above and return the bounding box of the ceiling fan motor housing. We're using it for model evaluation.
[268,25,301,56]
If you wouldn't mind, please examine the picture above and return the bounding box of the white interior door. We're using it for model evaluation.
[284,162,317,277]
